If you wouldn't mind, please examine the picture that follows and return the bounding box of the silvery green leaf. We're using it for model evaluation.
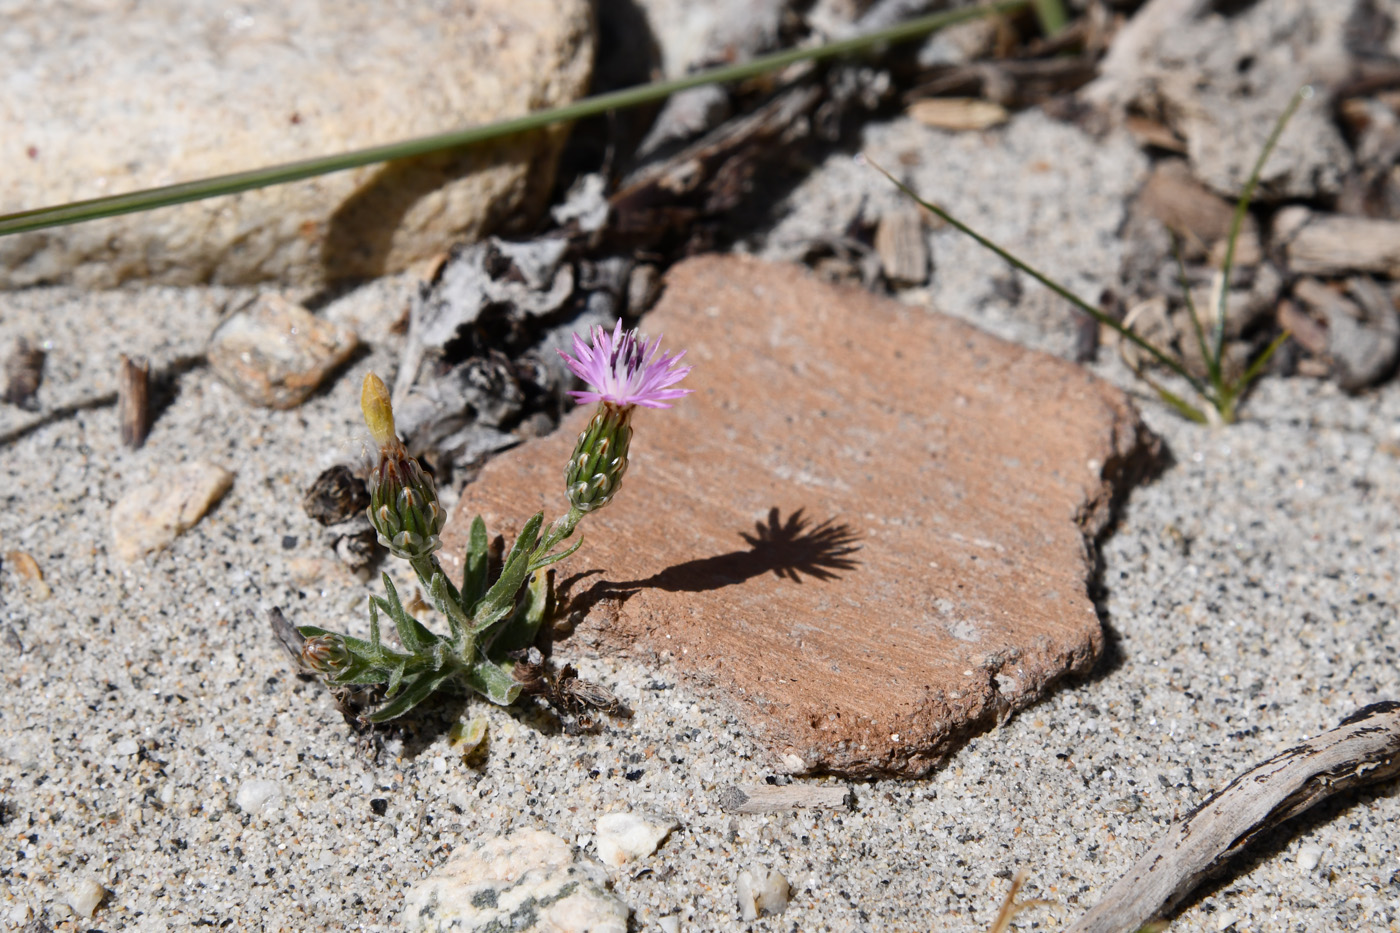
[463,515,490,608]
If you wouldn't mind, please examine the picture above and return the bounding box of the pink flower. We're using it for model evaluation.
[558,321,692,409]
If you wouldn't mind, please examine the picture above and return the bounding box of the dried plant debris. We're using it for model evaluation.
[118,354,152,448]
[1290,276,1400,390]
[717,782,853,814]
[511,647,631,734]
[3,338,45,410]
[392,237,637,477]
[303,465,371,527]
[1067,702,1400,933]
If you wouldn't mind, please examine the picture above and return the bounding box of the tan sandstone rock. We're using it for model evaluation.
[444,256,1159,777]
[1,0,594,287]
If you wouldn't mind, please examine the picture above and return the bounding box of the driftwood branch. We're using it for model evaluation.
[1068,701,1400,933]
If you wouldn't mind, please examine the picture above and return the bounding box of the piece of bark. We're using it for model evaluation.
[1293,276,1400,390]
[1068,702,1400,933]
[873,205,929,286]
[3,338,45,410]
[907,97,1008,131]
[1137,161,1259,263]
[1275,299,1328,358]
[718,783,853,814]
[118,354,151,448]
[1281,210,1400,277]
[1124,115,1186,154]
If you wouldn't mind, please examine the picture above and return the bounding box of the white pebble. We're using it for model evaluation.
[1298,843,1324,871]
[113,738,139,756]
[657,915,681,933]
[431,756,447,774]
[68,878,106,918]
[736,867,790,920]
[595,812,678,868]
[9,903,32,923]
[235,779,284,815]
[1215,910,1238,931]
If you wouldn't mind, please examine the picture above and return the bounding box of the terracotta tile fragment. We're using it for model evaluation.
[444,256,1159,777]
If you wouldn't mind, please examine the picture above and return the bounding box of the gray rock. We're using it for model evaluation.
[403,829,627,933]
[0,0,594,287]
[110,460,234,562]
[761,111,1146,358]
[207,294,359,410]
[1084,0,1354,200]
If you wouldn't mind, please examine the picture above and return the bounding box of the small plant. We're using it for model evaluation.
[868,87,1312,425]
[298,323,691,721]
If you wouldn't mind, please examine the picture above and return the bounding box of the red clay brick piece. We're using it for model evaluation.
[443,256,1158,777]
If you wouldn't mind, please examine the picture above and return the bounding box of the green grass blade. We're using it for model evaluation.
[1031,0,1068,35]
[866,157,1208,397]
[1219,329,1291,417]
[0,0,1027,238]
[1210,85,1312,374]
[1144,378,1210,425]
[1172,238,1219,390]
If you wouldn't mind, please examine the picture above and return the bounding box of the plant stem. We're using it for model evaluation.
[0,0,1027,238]
[1210,85,1312,376]
[1030,0,1068,36]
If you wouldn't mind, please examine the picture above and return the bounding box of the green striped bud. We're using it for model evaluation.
[565,403,633,513]
[301,634,352,676]
[369,452,445,560]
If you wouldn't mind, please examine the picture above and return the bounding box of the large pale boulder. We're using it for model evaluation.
[0,0,594,287]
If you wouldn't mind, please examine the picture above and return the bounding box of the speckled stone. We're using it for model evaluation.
[403,829,627,933]
[207,294,359,409]
[110,459,234,562]
[0,0,594,287]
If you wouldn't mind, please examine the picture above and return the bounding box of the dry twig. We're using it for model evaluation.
[1068,702,1400,933]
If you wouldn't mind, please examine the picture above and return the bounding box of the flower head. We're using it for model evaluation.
[558,321,692,409]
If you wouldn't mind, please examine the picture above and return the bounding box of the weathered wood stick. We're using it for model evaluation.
[718,783,853,814]
[1281,209,1400,277]
[118,354,151,448]
[1068,701,1400,933]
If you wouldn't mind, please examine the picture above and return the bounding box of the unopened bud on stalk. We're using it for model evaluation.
[361,372,445,560]
[301,633,352,676]
[565,403,633,512]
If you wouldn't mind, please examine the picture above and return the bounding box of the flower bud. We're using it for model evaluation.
[369,452,445,560]
[361,372,398,451]
[360,371,445,560]
[565,403,633,513]
[302,634,352,676]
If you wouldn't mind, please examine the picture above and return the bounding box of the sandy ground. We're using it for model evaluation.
[1,259,1398,933]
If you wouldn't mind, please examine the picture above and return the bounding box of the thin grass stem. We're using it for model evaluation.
[1030,0,1069,36]
[865,157,1209,397]
[1210,85,1312,374]
[0,0,1027,238]
[1172,238,1219,391]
